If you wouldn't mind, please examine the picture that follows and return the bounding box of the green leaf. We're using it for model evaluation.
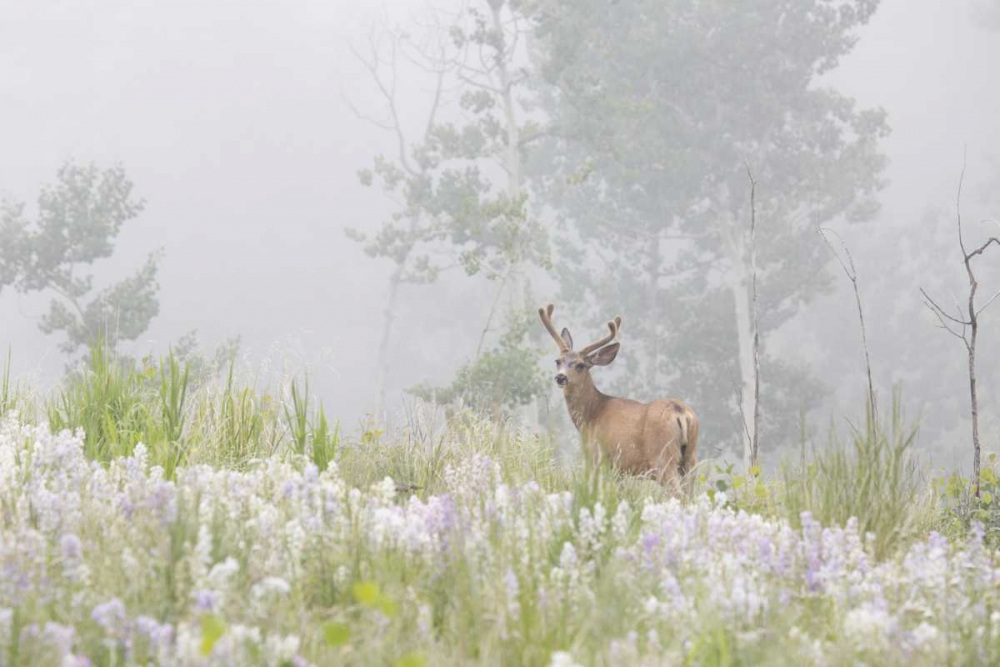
[378,597,399,618]
[200,614,227,656]
[981,491,993,505]
[396,653,427,667]
[323,622,351,647]
[352,581,381,606]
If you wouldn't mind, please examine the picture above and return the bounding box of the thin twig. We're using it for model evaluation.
[819,227,878,427]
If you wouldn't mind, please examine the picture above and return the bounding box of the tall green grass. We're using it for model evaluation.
[781,394,932,558]
[47,342,157,460]
[39,344,347,476]
[11,342,959,561]
[1,348,13,418]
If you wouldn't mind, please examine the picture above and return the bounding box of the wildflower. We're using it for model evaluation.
[91,598,126,637]
[549,651,583,667]
[192,589,219,613]
[252,576,292,599]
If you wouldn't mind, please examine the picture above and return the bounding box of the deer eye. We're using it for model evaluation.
[555,359,562,367]
[574,362,586,372]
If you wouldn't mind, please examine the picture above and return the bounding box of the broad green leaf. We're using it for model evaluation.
[200,614,226,656]
[396,653,427,667]
[352,581,381,606]
[323,622,351,647]
[378,597,399,618]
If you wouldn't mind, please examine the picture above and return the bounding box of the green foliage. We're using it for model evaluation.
[527,0,890,453]
[781,395,929,559]
[11,352,1000,664]
[408,312,547,417]
[349,4,551,410]
[47,340,155,461]
[0,162,162,353]
[322,621,351,647]
[347,7,549,284]
[167,329,242,388]
[937,453,1000,548]
[352,581,398,617]
[284,377,340,471]
[0,348,13,419]
[701,461,779,517]
[200,614,227,655]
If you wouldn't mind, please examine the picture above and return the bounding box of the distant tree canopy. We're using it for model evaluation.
[347,4,550,413]
[524,0,889,452]
[0,162,161,353]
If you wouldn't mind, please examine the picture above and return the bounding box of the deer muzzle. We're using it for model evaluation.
[555,373,568,387]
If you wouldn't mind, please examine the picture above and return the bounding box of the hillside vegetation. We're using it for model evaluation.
[1,351,998,666]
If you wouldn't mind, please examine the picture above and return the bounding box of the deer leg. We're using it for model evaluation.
[657,464,683,497]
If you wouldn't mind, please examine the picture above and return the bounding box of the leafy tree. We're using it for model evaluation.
[348,2,550,413]
[525,0,889,459]
[408,310,546,418]
[0,162,161,353]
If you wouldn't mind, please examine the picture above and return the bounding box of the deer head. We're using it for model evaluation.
[538,303,622,389]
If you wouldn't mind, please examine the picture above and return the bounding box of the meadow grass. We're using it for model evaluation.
[1,350,998,666]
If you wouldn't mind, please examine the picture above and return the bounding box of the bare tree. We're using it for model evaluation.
[921,160,1000,497]
[744,165,762,471]
[820,227,877,428]
[344,15,452,412]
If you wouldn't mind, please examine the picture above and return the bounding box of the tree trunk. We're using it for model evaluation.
[375,266,404,414]
[646,234,661,394]
[969,329,981,497]
[728,244,757,469]
[490,3,520,202]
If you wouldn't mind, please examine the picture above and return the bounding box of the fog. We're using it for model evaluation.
[2,0,999,469]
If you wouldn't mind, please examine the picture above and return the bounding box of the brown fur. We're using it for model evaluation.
[540,304,699,496]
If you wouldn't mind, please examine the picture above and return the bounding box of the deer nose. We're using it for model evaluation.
[555,373,568,386]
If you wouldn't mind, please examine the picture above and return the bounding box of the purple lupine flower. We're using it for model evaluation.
[146,481,178,525]
[304,464,319,483]
[92,598,126,636]
[192,589,219,613]
[135,615,174,651]
[60,533,82,560]
[42,622,76,657]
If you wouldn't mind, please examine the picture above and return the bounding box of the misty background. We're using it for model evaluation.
[2,0,998,471]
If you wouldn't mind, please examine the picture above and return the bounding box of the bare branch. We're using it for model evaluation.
[340,89,395,131]
[967,237,1000,260]
[919,287,971,326]
[922,296,968,344]
[956,147,969,258]
[819,226,877,426]
[976,287,1000,318]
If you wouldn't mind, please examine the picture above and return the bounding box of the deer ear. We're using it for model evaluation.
[560,327,574,350]
[586,343,619,367]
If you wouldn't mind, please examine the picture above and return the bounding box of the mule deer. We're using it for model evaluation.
[539,304,698,493]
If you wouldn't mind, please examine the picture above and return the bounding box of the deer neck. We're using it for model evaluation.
[563,374,608,432]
